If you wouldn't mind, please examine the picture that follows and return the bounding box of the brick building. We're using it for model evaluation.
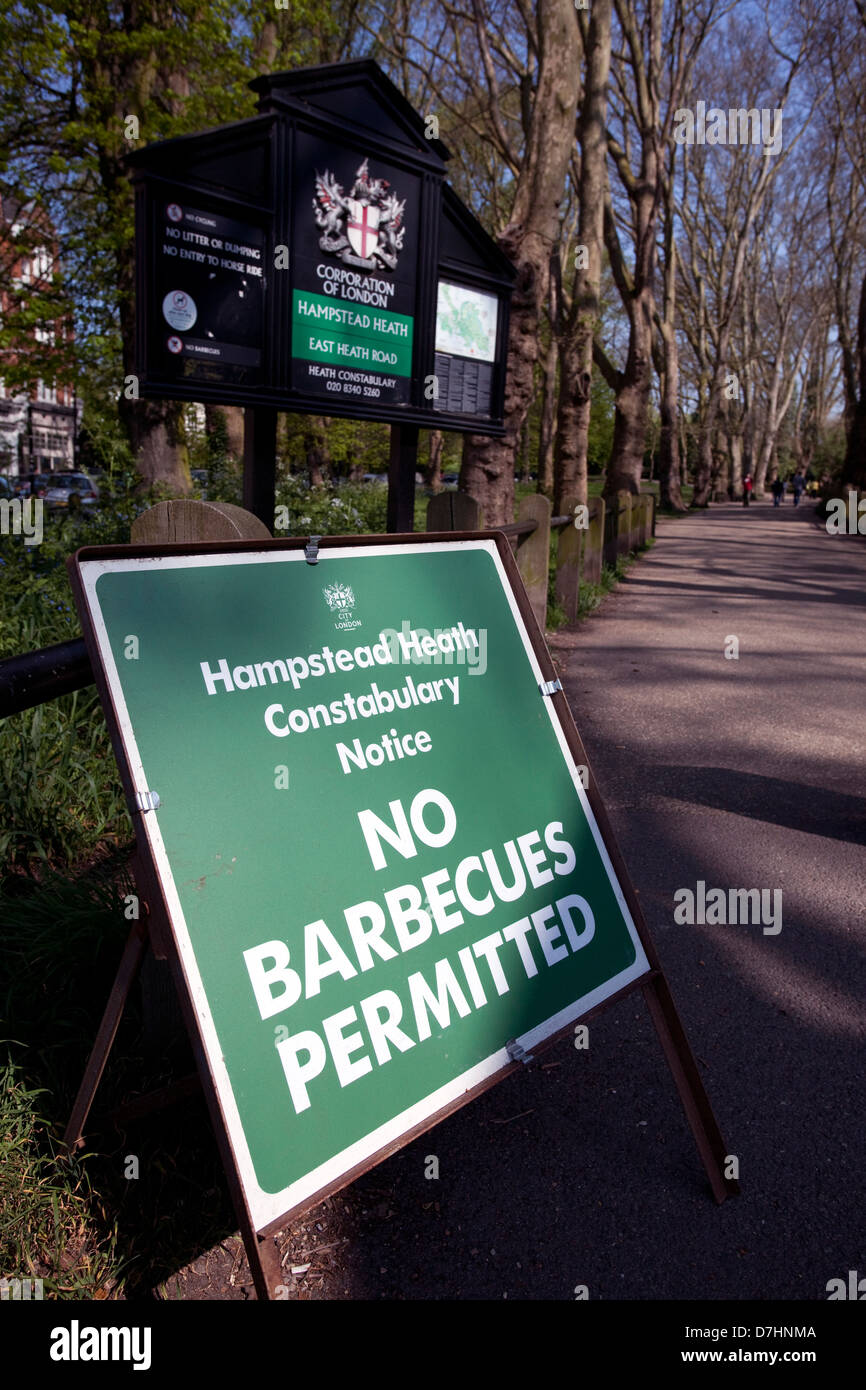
[0,192,80,478]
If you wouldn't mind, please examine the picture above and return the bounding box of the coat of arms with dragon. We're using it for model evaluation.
[313,159,406,272]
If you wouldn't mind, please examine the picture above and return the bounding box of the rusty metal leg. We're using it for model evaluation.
[63,920,149,1153]
[641,973,739,1205]
[238,1212,284,1301]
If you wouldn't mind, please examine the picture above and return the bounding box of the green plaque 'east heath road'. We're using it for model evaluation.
[75,539,649,1230]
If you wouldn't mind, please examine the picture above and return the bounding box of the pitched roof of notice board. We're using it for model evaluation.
[124,114,275,203]
[248,59,452,164]
[439,183,517,286]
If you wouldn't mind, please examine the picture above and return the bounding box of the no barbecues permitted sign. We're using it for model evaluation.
[72,537,650,1231]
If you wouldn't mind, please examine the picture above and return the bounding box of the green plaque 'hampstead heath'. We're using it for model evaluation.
[76,538,648,1230]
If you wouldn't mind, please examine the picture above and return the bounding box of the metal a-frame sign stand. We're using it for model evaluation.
[64,528,737,1303]
[126,59,516,532]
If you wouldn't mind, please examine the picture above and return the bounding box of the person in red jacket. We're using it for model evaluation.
[742,474,754,507]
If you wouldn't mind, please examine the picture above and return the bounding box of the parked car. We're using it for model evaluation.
[190,469,208,499]
[43,472,101,515]
[11,473,53,499]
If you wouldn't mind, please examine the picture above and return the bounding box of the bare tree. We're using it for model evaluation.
[460,0,581,524]
[596,0,724,501]
[680,8,812,505]
[553,0,612,513]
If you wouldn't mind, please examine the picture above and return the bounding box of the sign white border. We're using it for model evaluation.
[79,539,649,1231]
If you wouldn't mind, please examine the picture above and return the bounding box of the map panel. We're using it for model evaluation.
[435,282,498,362]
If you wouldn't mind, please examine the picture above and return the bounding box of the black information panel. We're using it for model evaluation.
[289,133,422,409]
[152,196,266,387]
[433,354,494,417]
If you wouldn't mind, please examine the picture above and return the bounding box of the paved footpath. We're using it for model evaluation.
[542,498,866,1300]
[174,499,866,1302]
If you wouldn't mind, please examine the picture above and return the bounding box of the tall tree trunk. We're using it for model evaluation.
[553,0,612,512]
[730,433,743,497]
[205,404,244,459]
[520,414,531,482]
[842,268,866,491]
[124,396,188,492]
[537,333,558,495]
[426,429,443,492]
[117,274,189,492]
[656,168,685,510]
[600,0,666,500]
[461,0,581,527]
[224,406,245,459]
[304,417,331,487]
[606,279,655,496]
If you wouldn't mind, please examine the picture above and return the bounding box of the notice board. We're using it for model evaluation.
[70,534,652,1234]
[129,60,516,433]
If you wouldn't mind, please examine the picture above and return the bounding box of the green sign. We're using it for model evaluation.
[291,290,414,377]
[73,538,649,1231]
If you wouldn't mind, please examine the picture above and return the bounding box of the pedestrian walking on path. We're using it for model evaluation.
[792,471,806,505]
[771,476,785,506]
[743,474,754,506]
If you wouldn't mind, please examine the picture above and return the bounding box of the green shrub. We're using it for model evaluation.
[274,476,388,536]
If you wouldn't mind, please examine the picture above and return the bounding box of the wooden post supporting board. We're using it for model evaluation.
[242,407,278,532]
[387,424,419,533]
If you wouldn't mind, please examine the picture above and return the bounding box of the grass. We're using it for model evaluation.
[0,871,132,1297]
[0,498,239,1298]
[0,867,238,1298]
[576,549,647,621]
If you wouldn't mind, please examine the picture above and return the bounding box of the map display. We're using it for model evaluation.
[435,282,498,362]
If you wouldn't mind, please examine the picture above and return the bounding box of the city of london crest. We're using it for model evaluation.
[323,580,361,632]
[323,582,355,612]
[313,159,406,271]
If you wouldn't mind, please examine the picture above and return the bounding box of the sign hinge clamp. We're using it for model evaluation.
[539,679,562,697]
[135,790,161,813]
[305,536,321,564]
[506,1038,534,1065]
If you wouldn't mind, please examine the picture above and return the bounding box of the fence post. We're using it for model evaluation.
[602,496,617,569]
[634,495,645,546]
[555,499,582,623]
[640,486,657,537]
[642,494,654,545]
[582,496,605,584]
[131,499,272,544]
[426,491,483,531]
[616,490,632,557]
[515,494,551,631]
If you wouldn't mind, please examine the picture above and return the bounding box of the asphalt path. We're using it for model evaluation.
[170,497,865,1304]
